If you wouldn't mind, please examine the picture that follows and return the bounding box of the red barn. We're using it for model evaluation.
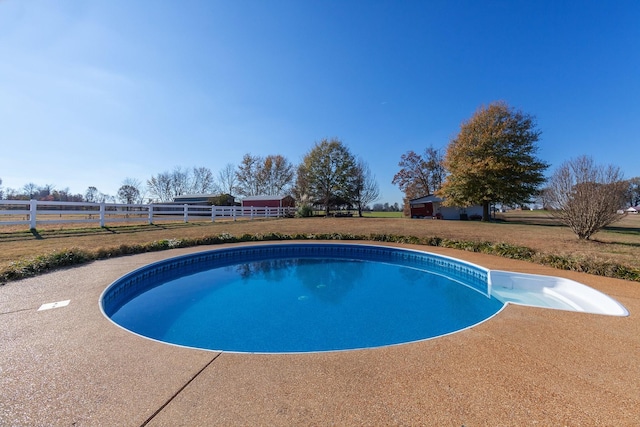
[241,195,295,208]
[409,195,436,218]
[409,195,483,220]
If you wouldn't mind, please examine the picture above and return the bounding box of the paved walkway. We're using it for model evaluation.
[1,242,639,426]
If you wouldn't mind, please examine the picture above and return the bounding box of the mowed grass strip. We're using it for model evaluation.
[0,213,639,283]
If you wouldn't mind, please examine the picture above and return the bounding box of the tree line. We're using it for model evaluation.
[2,100,637,232]
[0,139,381,216]
[392,100,639,239]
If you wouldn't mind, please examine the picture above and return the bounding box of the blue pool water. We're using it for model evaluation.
[102,244,504,353]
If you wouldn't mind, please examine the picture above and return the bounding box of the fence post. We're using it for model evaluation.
[251,206,254,220]
[29,199,37,229]
[148,205,153,225]
[233,206,237,221]
[211,205,216,222]
[183,204,189,223]
[99,203,106,227]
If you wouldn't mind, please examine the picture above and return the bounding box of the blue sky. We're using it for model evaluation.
[1,0,638,204]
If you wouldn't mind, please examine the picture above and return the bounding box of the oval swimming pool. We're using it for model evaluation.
[101,243,505,353]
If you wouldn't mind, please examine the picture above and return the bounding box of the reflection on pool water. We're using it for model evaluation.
[101,243,628,354]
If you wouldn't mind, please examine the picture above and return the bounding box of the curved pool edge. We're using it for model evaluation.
[100,242,505,353]
[100,242,494,318]
[98,302,511,356]
[99,242,629,355]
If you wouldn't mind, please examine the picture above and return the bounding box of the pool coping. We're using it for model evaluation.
[1,241,639,425]
[101,243,504,354]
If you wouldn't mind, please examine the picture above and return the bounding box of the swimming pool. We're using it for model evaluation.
[102,243,506,353]
[101,243,628,353]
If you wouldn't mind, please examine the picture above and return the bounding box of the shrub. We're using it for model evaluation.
[1,231,638,285]
[1,248,92,283]
[296,204,314,218]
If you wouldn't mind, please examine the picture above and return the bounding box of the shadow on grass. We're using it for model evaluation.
[500,216,640,236]
[498,219,567,228]
[591,239,640,249]
[603,225,640,235]
[0,221,214,242]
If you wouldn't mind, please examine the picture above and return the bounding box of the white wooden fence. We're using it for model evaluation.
[0,200,294,229]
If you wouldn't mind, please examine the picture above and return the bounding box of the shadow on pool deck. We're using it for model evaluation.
[1,241,639,426]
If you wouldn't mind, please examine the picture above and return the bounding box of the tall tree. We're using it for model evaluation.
[147,171,175,202]
[544,156,627,240]
[392,146,445,216]
[23,182,39,199]
[217,163,237,196]
[392,147,445,198]
[117,185,140,204]
[262,154,295,195]
[352,158,380,217]
[191,166,219,194]
[235,154,262,197]
[85,186,99,203]
[293,162,311,206]
[439,101,548,221]
[625,177,640,207]
[121,178,145,203]
[296,138,357,216]
[170,167,191,197]
[235,154,295,196]
[147,166,216,202]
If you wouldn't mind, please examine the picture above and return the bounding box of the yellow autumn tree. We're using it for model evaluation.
[439,101,548,221]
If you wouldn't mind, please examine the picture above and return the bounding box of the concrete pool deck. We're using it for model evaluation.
[1,241,639,426]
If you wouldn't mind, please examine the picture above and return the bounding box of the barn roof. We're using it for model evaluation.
[409,194,444,204]
[174,193,220,199]
[242,195,293,201]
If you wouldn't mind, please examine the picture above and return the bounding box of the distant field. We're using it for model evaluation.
[1,211,638,279]
[310,211,403,218]
[362,211,404,218]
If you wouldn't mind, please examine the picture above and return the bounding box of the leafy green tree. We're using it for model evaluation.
[439,101,548,221]
[207,193,236,206]
[625,177,640,207]
[296,138,357,216]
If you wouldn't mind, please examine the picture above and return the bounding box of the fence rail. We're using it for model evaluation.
[0,200,294,229]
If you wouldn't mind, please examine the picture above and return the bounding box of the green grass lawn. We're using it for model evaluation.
[362,211,404,218]
[311,210,404,218]
[1,211,638,284]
